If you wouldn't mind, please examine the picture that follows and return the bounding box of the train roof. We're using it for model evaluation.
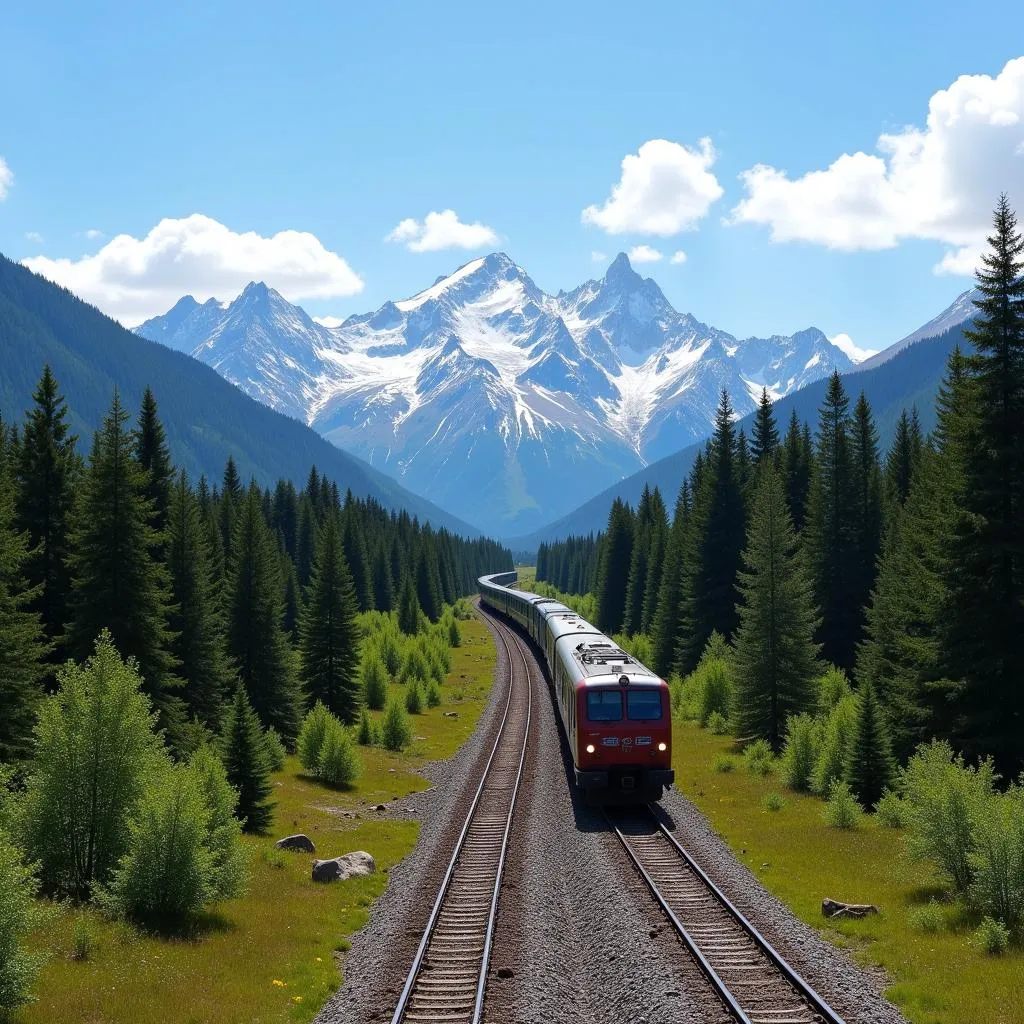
[559,636,663,686]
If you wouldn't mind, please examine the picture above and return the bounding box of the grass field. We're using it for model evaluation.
[673,721,1024,1024]
[17,615,497,1024]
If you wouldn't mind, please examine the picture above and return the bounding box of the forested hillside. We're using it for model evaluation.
[0,255,477,535]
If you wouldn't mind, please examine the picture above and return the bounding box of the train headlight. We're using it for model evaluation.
[585,744,595,754]
[658,742,667,752]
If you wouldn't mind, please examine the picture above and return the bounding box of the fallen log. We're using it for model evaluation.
[822,897,879,919]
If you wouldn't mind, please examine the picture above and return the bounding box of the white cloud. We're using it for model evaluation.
[85,228,104,240]
[730,56,1024,274]
[829,332,879,363]
[628,244,663,263]
[25,231,43,245]
[386,209,498,252]
[591,250,607,263]
[22,213,364,326]
[669,250,688,264]
[313,315,345,328]
[0,157,12,200]
[582,138,724,236]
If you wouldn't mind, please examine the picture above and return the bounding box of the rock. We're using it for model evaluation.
[443,711,459,718]
[822,897,879,919]
[312,851,376,883]
[496,967,514,979]
[275,834,315,853]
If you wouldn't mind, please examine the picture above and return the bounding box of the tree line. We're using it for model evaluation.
[0,372,511,761]
[538,196,1024,783]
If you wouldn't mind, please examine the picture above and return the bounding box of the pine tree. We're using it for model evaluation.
[805,372,859,670]
[651,482,689,677]
[15,366,79,656]
[623,486,657,635]
[220,686,274,834]
[341,504,373,611]
[415,542,443,622]
[884,410,919,507]
[732,464,820,750]
[397,574,422,635]
[640,490,668,635]
[281,556,303,640]
[67,392,181,730]
[167,471,233,727]
[944,195,1024,775]
[847,678,894,809]
[134,387,173,541]
[227,487,302,744]
[594,498,634,635]
[220,457,242,567]
[751,387,780,464]
[371,544,395,612]
[299,515,363,723]
[0,436,48,761]
[783,410,811,531]
[850,393,882,639]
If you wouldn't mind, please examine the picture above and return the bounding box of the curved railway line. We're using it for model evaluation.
[390,611,533,1024]
[607,805,847,1024]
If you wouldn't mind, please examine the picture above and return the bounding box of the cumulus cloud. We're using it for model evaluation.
[730,57,1024,274]
[669,250,688,264]
[829,333,879,363]
[386,209,498,252]
[0,157,12,200]
[582,138,724,236]
[313,315,345,328]
[25,231,43,245]
[22,213,364,326]
[628,244,663,263]
[85,228,104,240]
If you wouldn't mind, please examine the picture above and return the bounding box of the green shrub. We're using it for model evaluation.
[381,699,412,752]
[823,779,862,830]
[447,616,462,647]
[744,739,774,776]
[0,830,45,1012]
[712,754,736,773]
[762,792,786,812]
[356,709,375,745]
[406,678,424,715]
[699,631,732,666]
[426,681,442,708]
[816,666,852,715]
[361,652,389,711]
[707,711,730,735]
[875,788,909,829]
[317,721,360,789]
[695,658,733,727]
[452,598,474,620]
[974,916,1010,955]
[907,900,945,934]
[811,695,857,796]
[781,713,819,792]
[297,701,333,772]
[71,916,94,961]
[377,632,403,677]
[187,746,246,901]
[400,646,431,685]
[262,727,286,772]
[968,785,1024,927]
[901,740,996,896]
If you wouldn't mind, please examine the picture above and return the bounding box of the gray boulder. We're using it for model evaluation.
[312,850,376,883]
[276,834,316,853]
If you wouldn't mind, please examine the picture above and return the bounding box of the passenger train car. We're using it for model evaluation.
[479,571,674,801]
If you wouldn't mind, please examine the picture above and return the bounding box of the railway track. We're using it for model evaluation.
[391,612,532,1024]
[607,806,846,1024]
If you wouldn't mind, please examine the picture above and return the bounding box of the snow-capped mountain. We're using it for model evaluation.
[136,252,854,533]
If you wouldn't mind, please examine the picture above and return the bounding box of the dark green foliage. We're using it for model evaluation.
[371,545,395,612]
[220,686,274,835]
[849,393,883,638]
[415,542,443,622]
[397,575,422,635]
[847,678,894,809]
[228,488,302,744]
[885,409,921,507]
[751,387,780,464]
[134,387,172,543]
[0,828,45,1014]
[167,471,232,727]
[623,486,667,635]
[783,410,812,532]
[381,698,413,751]
[299,515,362,722]
[15,365,78,654]
[340,504,373,612]
[66,392,182,730]
[944,195,1024,776]
[594,498,634,634]
[650,482,689,677]
[732,464,820,750]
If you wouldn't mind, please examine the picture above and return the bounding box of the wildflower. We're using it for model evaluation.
[272,979,287,988]
[292,996,304,1004]
[315,956,323,963]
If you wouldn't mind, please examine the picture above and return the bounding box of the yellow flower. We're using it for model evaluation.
[292,996,303,1004]
[272,979,287,988]
[315,957,323,963]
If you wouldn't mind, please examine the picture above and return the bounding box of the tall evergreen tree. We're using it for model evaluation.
[651,481,689,677]
[847,678,894,809]
[944,196,1024,774]
[623,486,656,635]
[341,504,373,611]
[850,393,883,637]
[594,498,634,635]
[371,544,395,612]
[15,366,78,654]
[805,372,859,670]
[751,387,780,464]
[220,686,274,834]
[0,432,48,761]
[732,464,820,750]
[167,471,233,727]
[228,487,302,744]
[134,387,172,541]
[299,516,363,722]
[397,574,422,635]
[67,392,181,729]
[884,410,919,507]
[640,490,668,635]
[782,411,811,532]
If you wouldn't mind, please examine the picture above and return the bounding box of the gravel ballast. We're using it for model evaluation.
[319,612,910,1024]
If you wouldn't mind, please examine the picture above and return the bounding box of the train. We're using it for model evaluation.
[478,571,674,802]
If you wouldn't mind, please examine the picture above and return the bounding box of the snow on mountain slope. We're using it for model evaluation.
[135,252,853,533]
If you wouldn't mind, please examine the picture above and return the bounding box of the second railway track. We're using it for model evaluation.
[391,611,533,1024]
[608,805,847,1024]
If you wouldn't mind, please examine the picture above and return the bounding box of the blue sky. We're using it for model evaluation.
[3,1,1024,350]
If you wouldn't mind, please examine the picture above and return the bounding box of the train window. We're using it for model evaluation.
[627,689,663,721]
[587,690,623,722]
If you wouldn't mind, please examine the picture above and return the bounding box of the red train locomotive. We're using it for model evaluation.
[479,572,674,802]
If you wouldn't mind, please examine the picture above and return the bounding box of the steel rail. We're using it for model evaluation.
[390,609,532,1024]
[606,805,846,1024]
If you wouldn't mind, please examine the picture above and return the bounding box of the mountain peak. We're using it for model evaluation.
[604,252,639,288]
